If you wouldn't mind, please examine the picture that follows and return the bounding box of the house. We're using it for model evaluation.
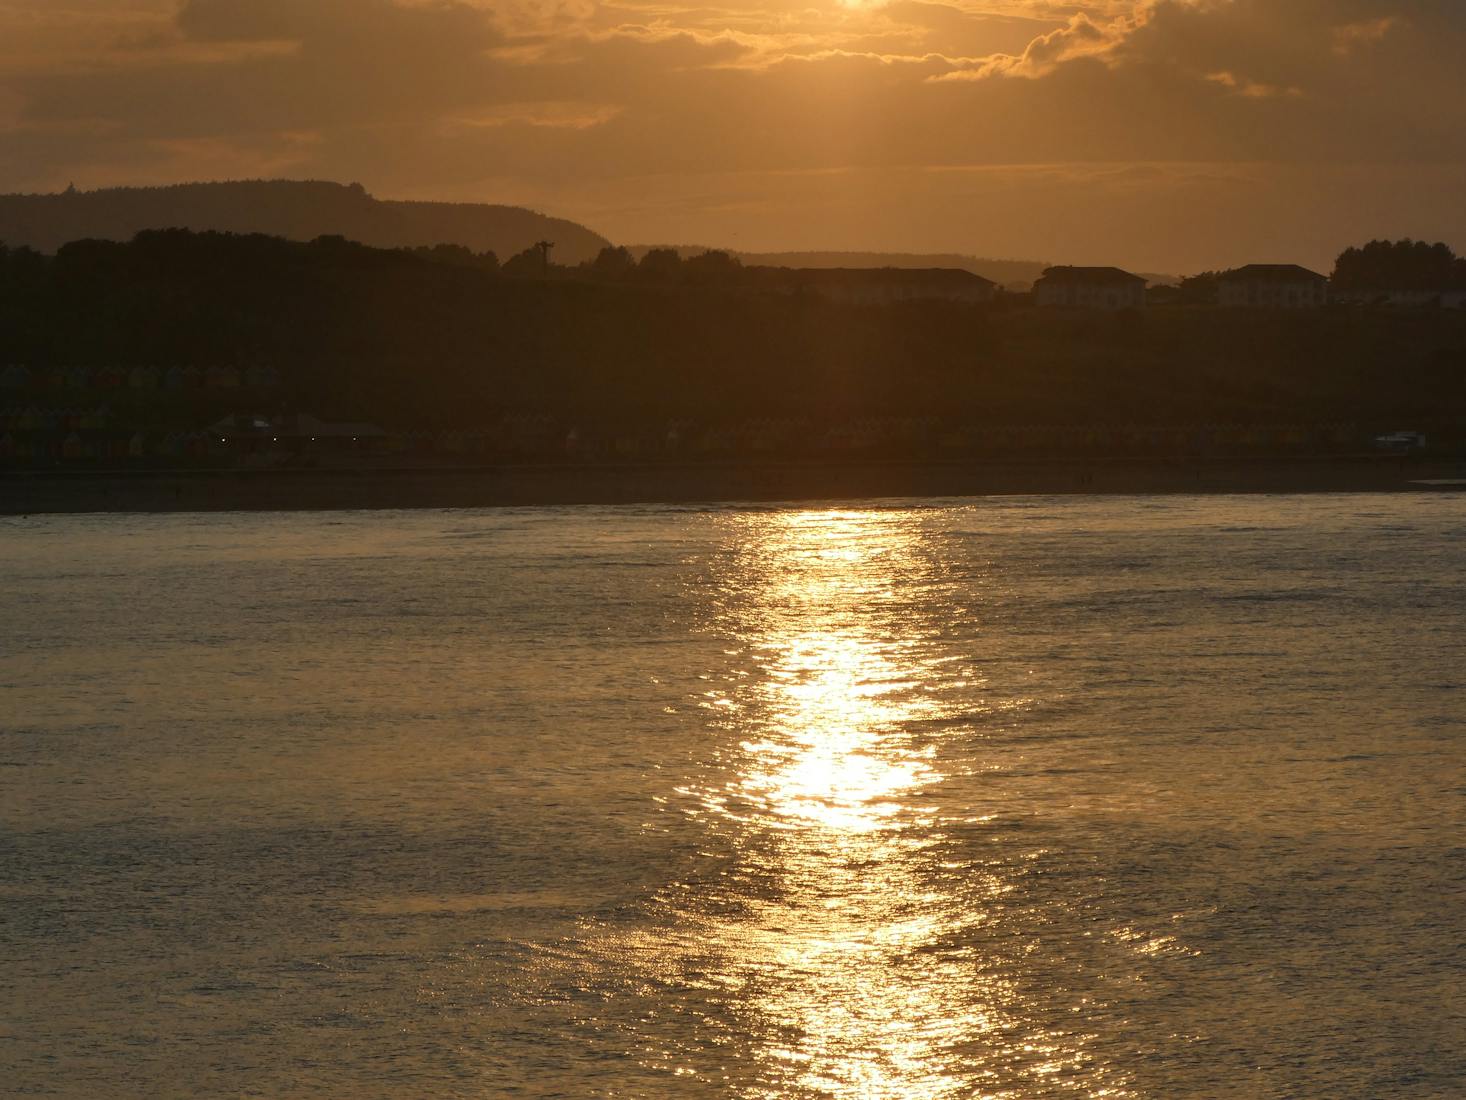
[1218,265,1328,308]
[1033,267,1147,309]
[753,267,997,305]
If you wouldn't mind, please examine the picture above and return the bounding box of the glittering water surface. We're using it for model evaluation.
[3,496,1465,1098]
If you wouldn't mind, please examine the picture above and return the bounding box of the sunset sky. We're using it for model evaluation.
[3,0,1464,272]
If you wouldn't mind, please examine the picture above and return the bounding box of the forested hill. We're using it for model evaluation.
[0,180,611,263]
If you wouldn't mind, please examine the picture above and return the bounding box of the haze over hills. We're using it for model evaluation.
[627,246,1050,290]
[0,180,611,264]
[626,247,1180,290]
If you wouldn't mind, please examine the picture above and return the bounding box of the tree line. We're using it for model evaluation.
[2,229,1464,442]
[1331,240,1466,293]
[1167,239,1466,304]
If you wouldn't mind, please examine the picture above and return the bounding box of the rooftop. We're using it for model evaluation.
[1038,266,1146,285]
[1221,264,1328,283]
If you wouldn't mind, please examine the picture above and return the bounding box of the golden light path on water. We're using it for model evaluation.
[629,508,1128,1099]
[723,513,958,1098]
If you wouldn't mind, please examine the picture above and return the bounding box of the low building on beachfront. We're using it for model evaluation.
[205,365,241,390]
[1033,267,1147,310]
[243,365,282,391]
[1218,265,1329,308]
[128,365,161,390]
[209,412,388,458]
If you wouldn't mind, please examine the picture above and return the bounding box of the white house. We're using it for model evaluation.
[1218,264,1328,308]
[1033,266,1147,310]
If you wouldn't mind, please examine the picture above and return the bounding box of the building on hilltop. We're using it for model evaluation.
[1218,265,1328,308]
[1033,267,1147,310]
[752,267,997,305]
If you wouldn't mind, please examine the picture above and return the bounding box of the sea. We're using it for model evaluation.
[3,495,1464,1098]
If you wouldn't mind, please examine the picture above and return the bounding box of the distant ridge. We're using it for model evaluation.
[0,180,611,264]
[628,247,1180,289]
[627,246,1051,289]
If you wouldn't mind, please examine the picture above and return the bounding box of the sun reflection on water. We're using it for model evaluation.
[704,510,977,1097]
[617,508,1129,1098]
[735,632,937,833]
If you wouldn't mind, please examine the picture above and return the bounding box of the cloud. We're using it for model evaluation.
[1333,15,1402,54]
[2,0,1466,271]
[938,11,1134,80]
[1204,70,1302,99]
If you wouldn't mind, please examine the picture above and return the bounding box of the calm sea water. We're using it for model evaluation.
[3,496,1465,1098]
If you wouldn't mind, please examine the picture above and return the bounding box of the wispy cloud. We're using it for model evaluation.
[934,10,1135,80]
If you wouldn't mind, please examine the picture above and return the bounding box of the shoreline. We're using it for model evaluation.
[4,456,1465,515]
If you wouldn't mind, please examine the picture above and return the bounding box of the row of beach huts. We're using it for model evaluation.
[0,410,1387,466]
[0,363,282,393]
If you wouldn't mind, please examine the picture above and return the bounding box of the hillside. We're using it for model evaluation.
[0,180,611,263]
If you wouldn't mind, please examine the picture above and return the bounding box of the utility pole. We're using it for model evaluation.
[535,240,555,274]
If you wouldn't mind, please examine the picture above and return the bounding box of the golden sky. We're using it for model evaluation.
[3,0,1464,271]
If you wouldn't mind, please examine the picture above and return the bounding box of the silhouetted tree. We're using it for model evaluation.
[589,245,636,280]
[1178,271,1221,305]
[683,249,742,285]
[1333,239,1466,292]
[413,243,499,272]
[637,247,683,282]
[503,246,547,278]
